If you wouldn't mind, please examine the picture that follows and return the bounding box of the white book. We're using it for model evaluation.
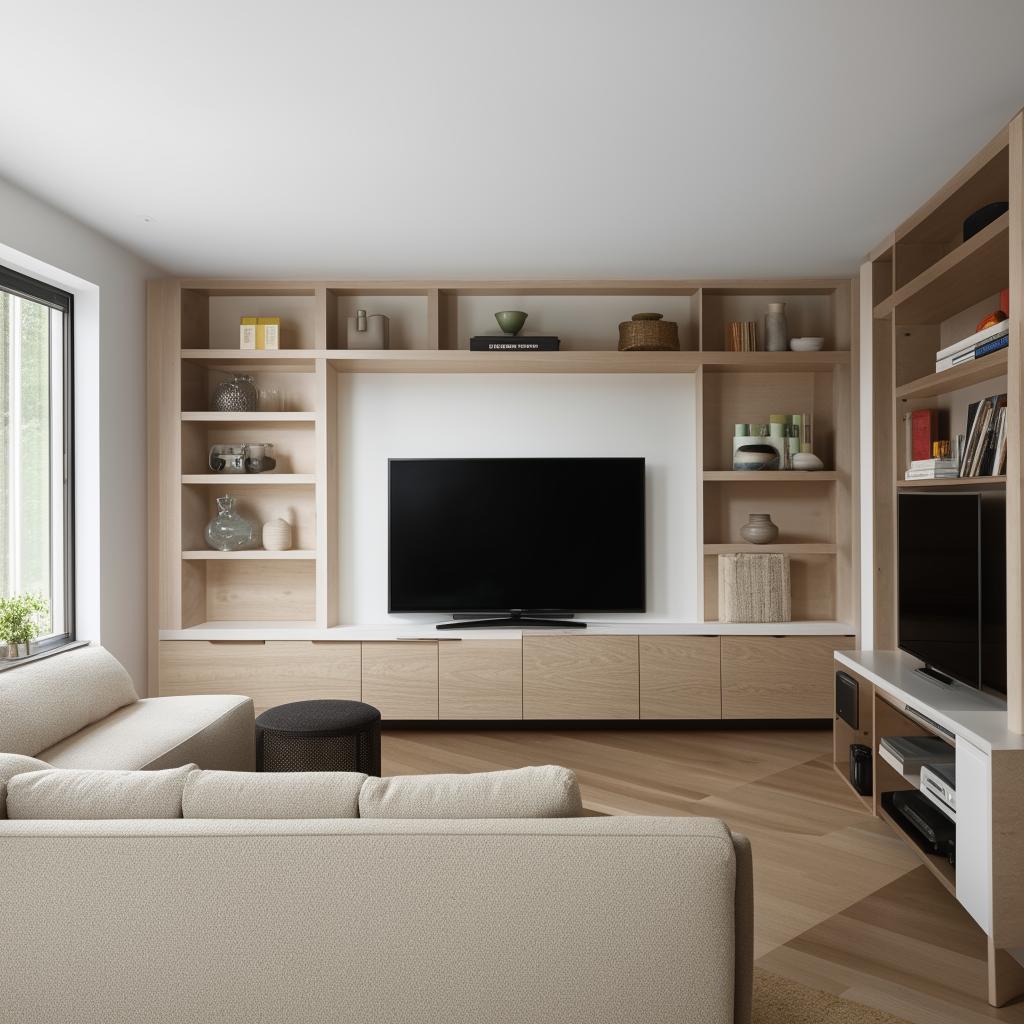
[910,458,957,469]
[905,469,959,479]
[935,319,1009,361]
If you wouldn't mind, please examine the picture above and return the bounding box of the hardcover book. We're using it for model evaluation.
[469,336,561,352]
[911,409,939,462]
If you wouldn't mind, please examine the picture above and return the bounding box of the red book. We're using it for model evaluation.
[911,409,939,462]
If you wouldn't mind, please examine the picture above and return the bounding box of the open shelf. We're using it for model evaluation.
[894,349,1009,400]
[181,412,317,423]
[875,212,1009,323]
[700,351,849,372]
[878,800,956,898]
[181,474,316,485]
[896,475,1005,489]
[703,543,836,554]
[182,550,316,560]
[181,349,321,371]
[703,471,838,482]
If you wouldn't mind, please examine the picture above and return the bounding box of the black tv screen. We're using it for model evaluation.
[897,492,1005,694]
[388,458,645,613]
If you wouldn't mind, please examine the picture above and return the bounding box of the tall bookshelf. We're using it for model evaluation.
[864,111,1023,733]
[148,278,857,682]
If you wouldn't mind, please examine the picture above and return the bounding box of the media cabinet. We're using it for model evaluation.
[148,277,858,718]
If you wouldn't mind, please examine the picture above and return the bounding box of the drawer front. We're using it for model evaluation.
[721,635,855,719]
[523,635,639,720]
[640,636,721,719]
[439,639,522,719]
[361,642,439,720]
[159,640,361,715]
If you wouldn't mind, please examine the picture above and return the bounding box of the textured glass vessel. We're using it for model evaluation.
[204,495,257,551]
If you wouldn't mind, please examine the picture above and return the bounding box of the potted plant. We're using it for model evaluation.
[0,593,49,660]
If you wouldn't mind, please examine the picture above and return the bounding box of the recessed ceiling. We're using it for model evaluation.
[1,1,1022,278]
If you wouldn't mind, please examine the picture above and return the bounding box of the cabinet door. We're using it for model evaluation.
[159,640,361,715]
[523,635,638,720]
[721,635,855,719]
[361,642,438,720]
[640,636,721,719]
[439,639,522,719]
[956,738,992,934]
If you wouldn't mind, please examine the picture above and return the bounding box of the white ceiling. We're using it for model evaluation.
[2,1,1023,279]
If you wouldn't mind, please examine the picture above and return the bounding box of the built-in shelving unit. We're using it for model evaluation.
[150,277,856,650]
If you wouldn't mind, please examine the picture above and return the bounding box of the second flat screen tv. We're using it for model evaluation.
[388,458,645,615]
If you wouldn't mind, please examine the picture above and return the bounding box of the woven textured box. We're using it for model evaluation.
[718,553,792,623]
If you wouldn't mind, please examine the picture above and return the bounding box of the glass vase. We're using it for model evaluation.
[204,495,258,551]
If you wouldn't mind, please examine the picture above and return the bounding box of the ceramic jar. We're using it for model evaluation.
[740,513,779,545]
[212,375,258,413]
[764,302,788,352]
[205,495,258,551]
[262,518,292,551]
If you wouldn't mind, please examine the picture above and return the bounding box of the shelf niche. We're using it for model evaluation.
[181,288,320,351]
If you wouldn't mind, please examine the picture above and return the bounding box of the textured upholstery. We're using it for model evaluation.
[6,764,195,820]
[732,832,754,1023]
[360,765,583,819]
[0,816,748,1024]
[0,753,51,819]
[0,646,137,756]
[39,695,256,772]
[183,769,366,819]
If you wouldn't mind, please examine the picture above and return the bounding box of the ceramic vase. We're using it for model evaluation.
[205,495,258,551]
[212,375,258,413]
[740,513,779,545]
[764,302,788,352]
[262,518,293,551]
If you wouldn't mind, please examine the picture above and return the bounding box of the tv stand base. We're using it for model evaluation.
[437,611,586,630]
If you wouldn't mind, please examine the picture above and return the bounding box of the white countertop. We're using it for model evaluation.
[836,649,1024,754]
[160,619,856,642]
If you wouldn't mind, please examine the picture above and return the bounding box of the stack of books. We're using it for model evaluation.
[935,319,1009,373]
[905,458,958,481]
[959,393,1007,477]
[725,322,759,352]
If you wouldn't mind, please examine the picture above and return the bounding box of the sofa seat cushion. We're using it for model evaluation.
[359,765,583,819]
[0,645,138,756]
[6,764,195,820]
[38,695,255,772]
[0,753,52,819]
[183,770,366,819]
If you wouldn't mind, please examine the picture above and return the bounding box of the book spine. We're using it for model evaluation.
[974,334,1009,358]
[911,409,937,462]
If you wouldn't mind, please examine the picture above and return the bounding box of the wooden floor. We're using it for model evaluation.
[381,725,1024,1024]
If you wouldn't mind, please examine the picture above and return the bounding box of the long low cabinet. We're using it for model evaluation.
[159,633,854,721]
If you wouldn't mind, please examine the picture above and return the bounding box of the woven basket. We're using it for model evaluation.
[718,553,792,623]
[618,313,680,351]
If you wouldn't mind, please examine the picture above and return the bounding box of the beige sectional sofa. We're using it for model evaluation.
[0,644,254,771]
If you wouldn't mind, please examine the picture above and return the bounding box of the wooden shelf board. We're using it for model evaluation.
[703,471,839,482]
[181,474,316,485]
[181,550,317,560]
[896,475,1006,489]
[704,543,837,554]
[895,349,1009,400]
[874,212,1008,322]
[878,803,956,898]
[700,351,850,372]
[180,411,316,422]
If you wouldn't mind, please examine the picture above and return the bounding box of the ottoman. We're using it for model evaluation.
[255,699,382,775]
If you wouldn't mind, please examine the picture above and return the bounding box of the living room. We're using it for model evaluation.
[1,4,1023,1023]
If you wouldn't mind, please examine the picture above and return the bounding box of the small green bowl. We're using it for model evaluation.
[495,310,528,336]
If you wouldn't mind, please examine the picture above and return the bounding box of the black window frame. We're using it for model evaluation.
[0,263,75,654]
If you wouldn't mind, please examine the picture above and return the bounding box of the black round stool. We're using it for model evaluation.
[255,700,381,775]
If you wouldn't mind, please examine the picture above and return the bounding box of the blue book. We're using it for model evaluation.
[975,334,1009,358]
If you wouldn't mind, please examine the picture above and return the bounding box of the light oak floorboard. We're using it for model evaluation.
[380,725,1023,1022]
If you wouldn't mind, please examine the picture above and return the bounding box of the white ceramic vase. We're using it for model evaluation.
[262,518,293,551]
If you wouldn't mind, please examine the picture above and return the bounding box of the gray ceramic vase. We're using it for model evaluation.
[740,513,779,545]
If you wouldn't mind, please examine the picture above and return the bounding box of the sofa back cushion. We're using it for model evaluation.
[183,770,366,819]
[0,646,138,756]
[0,753,51,819]
[359,765,583,819]
[6,764,194,820]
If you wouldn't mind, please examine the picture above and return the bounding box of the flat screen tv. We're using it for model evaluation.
[388,458,645,628]
[897,491,1006,696]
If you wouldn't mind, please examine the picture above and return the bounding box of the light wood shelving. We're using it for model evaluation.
[894,349,1009,400]
[895,475,1006,489]
[180,474,316,486]
[702,470,839,482]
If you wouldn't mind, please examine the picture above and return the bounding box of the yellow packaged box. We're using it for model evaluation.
[257,316,280,350]
[239,316,258,350]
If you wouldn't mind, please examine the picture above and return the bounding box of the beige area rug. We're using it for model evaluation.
[753,969,913,1024]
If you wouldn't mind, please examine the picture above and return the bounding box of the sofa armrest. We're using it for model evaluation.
[732,832,753,1024]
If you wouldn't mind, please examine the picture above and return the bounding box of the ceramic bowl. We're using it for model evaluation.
[733,444,780,471]
[789,336,825,352]
[495,310,528,336]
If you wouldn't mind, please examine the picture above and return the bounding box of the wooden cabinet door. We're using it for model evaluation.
[721,635,855,719]
[159,640,361,715]
[640,636,721,719]
[361,642,438,720]
[523,635,639,720]
[439,639,522,719]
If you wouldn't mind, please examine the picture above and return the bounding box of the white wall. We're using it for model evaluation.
[337,373,698,625]
[0,175,162,693]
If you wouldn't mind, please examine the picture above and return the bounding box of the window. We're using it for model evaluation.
[0,266,74,649]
